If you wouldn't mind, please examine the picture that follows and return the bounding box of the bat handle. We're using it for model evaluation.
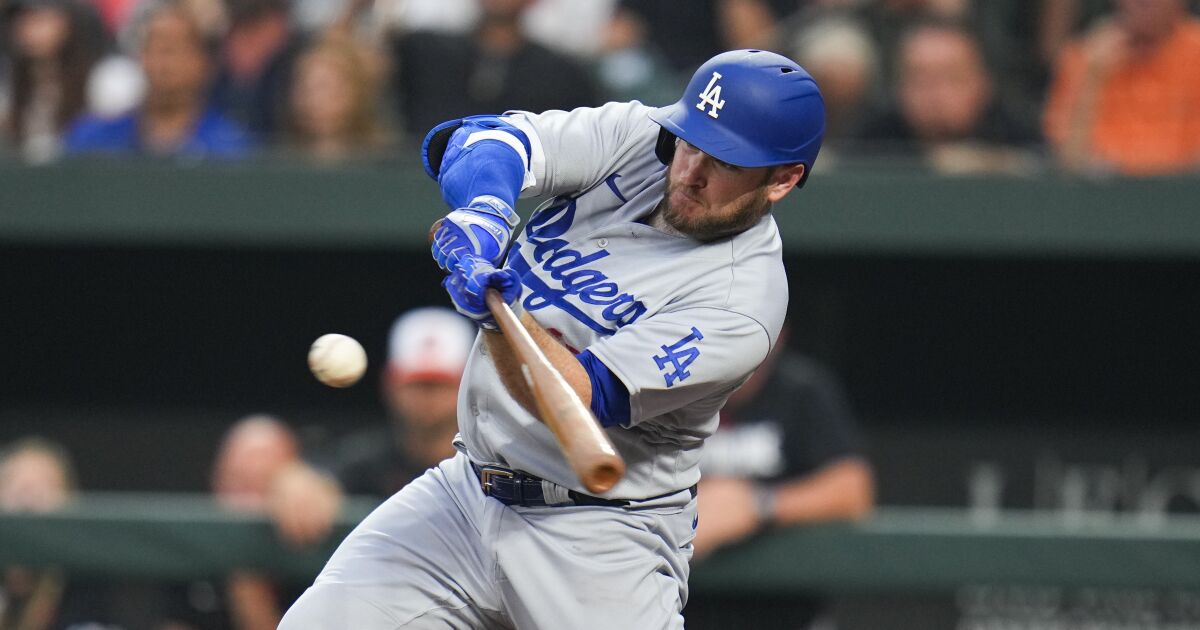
[484,289,626,494]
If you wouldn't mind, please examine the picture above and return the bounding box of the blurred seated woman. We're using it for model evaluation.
[284,35,391,164]
[2,0,106,163]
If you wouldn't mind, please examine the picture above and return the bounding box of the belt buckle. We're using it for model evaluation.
[479,466,515,495]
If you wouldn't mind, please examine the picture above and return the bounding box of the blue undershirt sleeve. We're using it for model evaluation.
[576,349,631,428]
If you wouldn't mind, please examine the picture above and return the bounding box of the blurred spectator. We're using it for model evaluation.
[373,0,480,36]
[393,0,599,137]
[599,0,783,102]
[0,437,117,629]
[1043,0,1200,176]
[267,307,475,546]
[117,0,228,51]
[856,0,970,89]
[777,8,881,153]
[0,436,74,513]
[2,0,107,163]
[211,414,300,511]
[211,415,300,630]
[684,340,875,630]
[855,18,1041,174]
[605,0,780,74]
[209,0,302,142]
[1038,0,1121,69]
[64,0,252,159]
[522,0,618,60]
[155,415,307,630]
[283,34,391,163]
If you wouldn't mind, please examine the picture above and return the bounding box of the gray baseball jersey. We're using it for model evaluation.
[281,101,790,630]
[458,101,789,499]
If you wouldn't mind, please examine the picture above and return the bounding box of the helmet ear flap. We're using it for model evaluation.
[655,127,677,165]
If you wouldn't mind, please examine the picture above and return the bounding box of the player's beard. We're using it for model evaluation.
[657,182,772,242]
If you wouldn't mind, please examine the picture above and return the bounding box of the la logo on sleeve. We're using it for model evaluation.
[696,72,725,119]
[653,327,705,387]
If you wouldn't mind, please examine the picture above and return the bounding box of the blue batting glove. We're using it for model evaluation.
[443,254,523,329]
[432,196,519,272]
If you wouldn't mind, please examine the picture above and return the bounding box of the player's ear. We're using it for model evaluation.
[654,128,677,165]
[764,164,805,203]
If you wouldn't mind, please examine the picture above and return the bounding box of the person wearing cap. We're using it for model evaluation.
[265,307,476,546]
[283,49,825,630]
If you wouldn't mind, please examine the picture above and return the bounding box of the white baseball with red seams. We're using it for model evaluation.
[307,333,367,387]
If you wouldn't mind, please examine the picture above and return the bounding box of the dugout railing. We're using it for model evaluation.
[2,494,1198,591]
[4,160,1200,258]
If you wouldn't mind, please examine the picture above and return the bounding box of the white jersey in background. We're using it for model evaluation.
[458,101,789,499]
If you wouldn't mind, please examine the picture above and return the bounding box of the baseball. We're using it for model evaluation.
[308,334,368,388]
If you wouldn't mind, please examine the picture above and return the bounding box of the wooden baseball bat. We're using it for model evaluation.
[484,289,626,494]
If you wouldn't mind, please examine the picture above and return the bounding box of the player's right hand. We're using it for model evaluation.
[432,196,518,271]
[443,254,522,329]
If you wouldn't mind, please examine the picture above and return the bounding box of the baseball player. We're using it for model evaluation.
[280,49,825,629]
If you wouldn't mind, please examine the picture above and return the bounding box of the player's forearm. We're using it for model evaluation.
[767,457,875,525]
[483,312,593,422]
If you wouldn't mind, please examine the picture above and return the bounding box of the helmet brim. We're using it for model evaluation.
[649,102,795,169]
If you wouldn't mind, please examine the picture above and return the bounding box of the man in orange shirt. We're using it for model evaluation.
[1044,0,1200,175]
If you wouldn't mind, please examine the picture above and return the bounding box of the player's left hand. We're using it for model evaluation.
[444,254,522,329]
[432,196,518,271]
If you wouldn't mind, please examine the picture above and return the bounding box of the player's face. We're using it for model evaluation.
[660,140,804,241]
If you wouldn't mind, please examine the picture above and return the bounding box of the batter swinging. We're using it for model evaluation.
[281,49,825,630]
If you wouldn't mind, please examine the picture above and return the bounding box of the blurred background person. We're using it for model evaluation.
[392,0,599,137]
[776,7,882,161]
[855,18,1042,173]
[209,0,301,143]
[604,0,780,75]
[521,0,617,61]
[598,0,783,102]
[154,414,308,630]
[268,307,476,546]
[1043,0,1200,176]
[842,0,971,93]
[0,437,117,630]
[1,0,106,163]
[115,0,229,50]
[283,34,391,163]
[683,330,875,630]
[1038,0,1123,75]
[372,0,480,38]
[64,0,251,159]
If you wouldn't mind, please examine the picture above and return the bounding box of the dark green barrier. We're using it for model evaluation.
[2,494,1198,590]
[4,161,1200,257]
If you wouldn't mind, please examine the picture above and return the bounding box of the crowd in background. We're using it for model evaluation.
[1,0,1199,175]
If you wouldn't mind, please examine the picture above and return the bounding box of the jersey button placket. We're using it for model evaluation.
[597,238,609,248]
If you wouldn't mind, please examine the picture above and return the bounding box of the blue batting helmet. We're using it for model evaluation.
[649,49,825,184]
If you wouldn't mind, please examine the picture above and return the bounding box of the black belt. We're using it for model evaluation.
[470,462,697,508]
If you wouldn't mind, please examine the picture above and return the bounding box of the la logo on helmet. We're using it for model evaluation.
[695,72,725,119]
